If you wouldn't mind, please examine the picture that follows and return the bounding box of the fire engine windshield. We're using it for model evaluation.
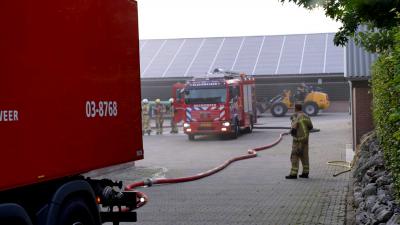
[185,88,226,104]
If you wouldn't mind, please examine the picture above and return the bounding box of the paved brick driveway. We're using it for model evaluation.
[102,113,351,225]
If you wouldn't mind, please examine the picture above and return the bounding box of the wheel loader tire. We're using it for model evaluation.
[271,103,288,117]
[304,102,319,116]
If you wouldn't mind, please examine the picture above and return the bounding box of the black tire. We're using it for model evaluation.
[243,117,253,134]
[1,219,30,225]
[303,102,319,116]
[230,122,239,139]
[188,134,195,141]
[57,197,99,225]
[271,103,288,117]
[248,118,254,133]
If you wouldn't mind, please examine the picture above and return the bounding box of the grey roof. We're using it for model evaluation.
[344,38,378,80]
[140,33,344,78]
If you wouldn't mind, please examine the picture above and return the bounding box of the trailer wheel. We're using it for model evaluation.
[2,219,30,225]
[303,102,319,116]
[188,134,195,141]
[271,103,288,117]
[57,197,99,225]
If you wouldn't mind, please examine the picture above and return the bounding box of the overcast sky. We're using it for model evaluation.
[137,0,342,40]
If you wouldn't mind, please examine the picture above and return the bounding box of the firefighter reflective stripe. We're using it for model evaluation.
[303,165,309,173]
[142,104,149,115]
[293,117,311,142]
[294,120,308,141]
[290,167,298,176]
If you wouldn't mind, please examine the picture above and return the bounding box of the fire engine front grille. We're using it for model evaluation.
[197,127,215,131]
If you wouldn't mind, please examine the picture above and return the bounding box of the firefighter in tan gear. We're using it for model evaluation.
[154,99,164,135]
[141,99,151,135]
[286,104,313,179]
[169,98,178,134]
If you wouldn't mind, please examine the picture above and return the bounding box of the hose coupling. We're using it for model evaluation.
[247,149,257,155]
[144,178,154,187]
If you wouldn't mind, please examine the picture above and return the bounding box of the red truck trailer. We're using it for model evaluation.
[182,69,257,140]
[0,1,143,224]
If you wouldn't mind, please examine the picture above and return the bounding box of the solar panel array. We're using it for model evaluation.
[139,33,344,78]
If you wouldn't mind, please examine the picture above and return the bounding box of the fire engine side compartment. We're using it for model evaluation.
[0,0,143,191]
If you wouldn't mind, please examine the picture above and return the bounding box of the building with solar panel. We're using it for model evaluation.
[140,33,349,111]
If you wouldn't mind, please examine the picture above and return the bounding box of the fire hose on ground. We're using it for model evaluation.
[327,161,352,177]
[124,125,350,211]
[125,130,290,210]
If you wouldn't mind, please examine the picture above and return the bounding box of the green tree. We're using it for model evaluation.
[280,0,400,52]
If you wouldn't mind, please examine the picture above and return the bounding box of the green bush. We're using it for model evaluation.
[372,31,400,196]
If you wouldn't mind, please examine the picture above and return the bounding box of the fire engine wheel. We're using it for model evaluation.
[231,123,239,139]
[57,197,99,225]
[271,103,288,117]
[188,134,195,141]
[303,102,319,116]
[242,117,254,134]
[249,117,254,133]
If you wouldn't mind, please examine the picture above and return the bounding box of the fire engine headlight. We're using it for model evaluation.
[222,122,230,127]
[183,123,190,128]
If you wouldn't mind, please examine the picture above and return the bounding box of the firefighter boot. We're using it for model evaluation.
[299,173,309,178]
[285,175,297,179]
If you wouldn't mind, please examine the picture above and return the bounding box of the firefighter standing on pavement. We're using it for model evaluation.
[141,99,151,135]
[169,98,178,134]
[286,104,313,179]
[154,99,164,135]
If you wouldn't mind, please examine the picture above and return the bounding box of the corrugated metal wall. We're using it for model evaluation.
[140,33,344,78]
[344,27,378,79]
[141,76,349,102]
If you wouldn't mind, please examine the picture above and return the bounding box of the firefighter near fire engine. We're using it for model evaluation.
[169,98,179,134]
[154,99,165,135]
[286,104,314,179]
[142,99,151,135]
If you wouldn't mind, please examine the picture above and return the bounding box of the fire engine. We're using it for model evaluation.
[182,69,257,140]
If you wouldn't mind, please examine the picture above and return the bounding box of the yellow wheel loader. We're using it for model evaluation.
[267,87,330,117]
